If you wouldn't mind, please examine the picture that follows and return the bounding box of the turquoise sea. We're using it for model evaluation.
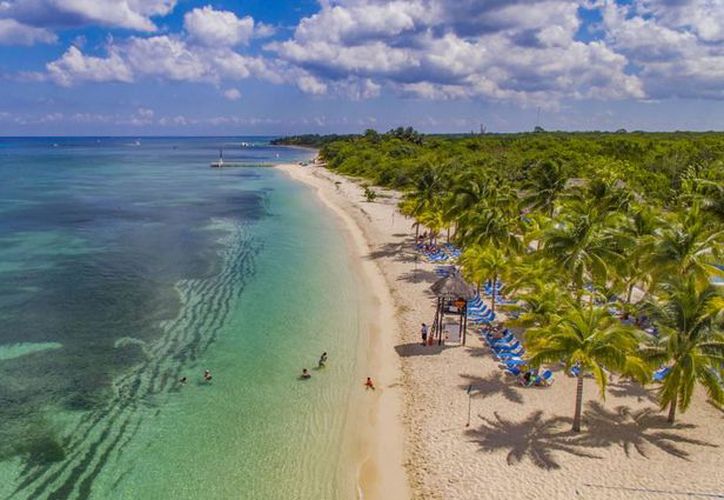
[0,138,367,499]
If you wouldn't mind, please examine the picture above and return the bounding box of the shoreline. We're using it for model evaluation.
[275,161,724,500]
[275,163,411,500]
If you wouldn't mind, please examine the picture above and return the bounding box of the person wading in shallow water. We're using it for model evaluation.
[318,352,328,368]
[301,368,311,379]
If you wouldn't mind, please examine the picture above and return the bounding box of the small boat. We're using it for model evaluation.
[210,148,224,168]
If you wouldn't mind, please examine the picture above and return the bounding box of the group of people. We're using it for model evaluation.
[300,353,376,390]
[300,352,328,379]
[178,369,213,385]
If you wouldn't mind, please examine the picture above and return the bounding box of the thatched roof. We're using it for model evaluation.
[430,273,477,300]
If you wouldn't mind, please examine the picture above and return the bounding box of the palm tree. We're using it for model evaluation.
[417,207,447,244]
[616,205,662,304]
[456,181,523,256]
[401,167,444,238]
[460,244,508,312]
[526,304,648,432]
[510,279,570,329]
[398,198,421,238]
[641,275,724,423]
[543,205,628,303]
[648,205,723,288]
[522,158,567,218]
[677,164,724,222]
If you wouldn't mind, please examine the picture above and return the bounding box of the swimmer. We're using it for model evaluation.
[179,376,187,384]
[204,370,213,382]
[301,368,311,380]
[318,352,328,368]
[364,377,375,390]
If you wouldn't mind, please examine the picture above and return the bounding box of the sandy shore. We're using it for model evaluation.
[276,163,723,500]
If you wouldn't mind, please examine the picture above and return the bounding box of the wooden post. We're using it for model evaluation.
[432,297,440,343]
[462,303,468,345]
[438,298,444,346]
[458,302,464,345]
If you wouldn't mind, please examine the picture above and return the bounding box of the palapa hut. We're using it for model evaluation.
[430,271,477,345]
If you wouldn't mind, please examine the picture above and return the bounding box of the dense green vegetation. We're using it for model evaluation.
[311,129,724,208]
[278,128,723,429]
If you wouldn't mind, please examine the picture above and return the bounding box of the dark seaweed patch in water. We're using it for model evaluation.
[0,184,268,476]
[23,437,67,466]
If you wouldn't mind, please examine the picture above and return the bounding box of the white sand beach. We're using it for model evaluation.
[277,162,724,500]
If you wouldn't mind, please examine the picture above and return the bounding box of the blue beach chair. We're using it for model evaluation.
[653,367,670,382]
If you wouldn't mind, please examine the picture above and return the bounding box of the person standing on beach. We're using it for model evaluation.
[364,377,375,390]
[420,323,428,345]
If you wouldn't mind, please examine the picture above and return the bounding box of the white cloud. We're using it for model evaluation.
[297,74,328,94]
[30,0,724,104]
[602,0,724,99]
[0,18,56,45]
[637,0,724,42]
[223,88,241,100]
[47,46,133,86]
[184,6,254,46]
[124,36,208,81]
[45,35,282,86]
[0,0,176,32]
[270,0,644,103]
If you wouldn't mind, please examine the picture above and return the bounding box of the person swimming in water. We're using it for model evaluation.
[179,376,187,385]
[301,368,311,379]
[318,352,328,368]
[203,370,212,382]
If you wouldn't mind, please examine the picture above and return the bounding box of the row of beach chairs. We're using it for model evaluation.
[481,329,554,386]
[418,243,462,263]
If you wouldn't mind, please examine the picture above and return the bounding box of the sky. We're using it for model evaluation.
[0,0,723,135]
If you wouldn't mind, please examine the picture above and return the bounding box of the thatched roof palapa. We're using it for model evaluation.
[430,273,476,300]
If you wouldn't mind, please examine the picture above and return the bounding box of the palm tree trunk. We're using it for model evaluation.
[626,282,635,304]
[572,376,584,432]
[415,222,420,239]
[667,398,677,424]
[446,227,450,242]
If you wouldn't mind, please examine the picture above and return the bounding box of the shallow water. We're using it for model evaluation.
[0,138,364,499]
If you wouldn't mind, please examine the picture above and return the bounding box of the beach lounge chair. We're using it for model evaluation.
[653,366,670,382]
[493,340,522,352]
[495,347,525,360]
[469,313,495,324]
[505,366,522,377]
[467,303,488,314]
[538,370,554,386]
[487,334,515,346]
[504,358,527,367]
[569,365,581,377]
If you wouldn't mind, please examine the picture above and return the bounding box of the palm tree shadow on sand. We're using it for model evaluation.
[570,401,716,460]
[606,379,658,404]
[465,402,716,470]
[465,411,597,470]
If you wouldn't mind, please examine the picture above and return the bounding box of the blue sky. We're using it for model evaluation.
[0,0,723,135]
